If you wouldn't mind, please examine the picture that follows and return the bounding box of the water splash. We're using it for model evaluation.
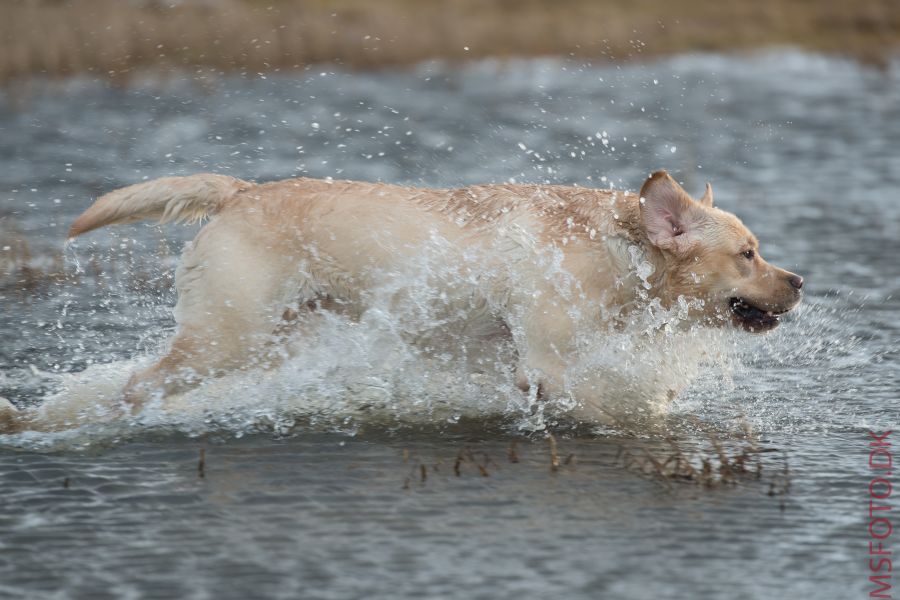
[0,227,763,450]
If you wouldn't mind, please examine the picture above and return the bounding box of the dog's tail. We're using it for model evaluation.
[68,174,254,240]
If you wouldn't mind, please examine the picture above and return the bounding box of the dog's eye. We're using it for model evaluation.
[742,249,755,260]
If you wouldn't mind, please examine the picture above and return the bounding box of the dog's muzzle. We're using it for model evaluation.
[729,297,792,332]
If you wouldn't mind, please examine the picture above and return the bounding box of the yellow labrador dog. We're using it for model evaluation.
[0,170,802,431]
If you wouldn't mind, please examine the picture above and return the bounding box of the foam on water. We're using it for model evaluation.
[3,296,871,453]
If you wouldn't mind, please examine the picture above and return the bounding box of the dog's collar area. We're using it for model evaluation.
[729,297,783,331]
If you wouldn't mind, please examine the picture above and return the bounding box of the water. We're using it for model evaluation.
[1,50,898,598]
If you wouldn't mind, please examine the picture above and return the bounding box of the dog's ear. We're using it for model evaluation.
[639,170,703,253]
[698,182,713,208]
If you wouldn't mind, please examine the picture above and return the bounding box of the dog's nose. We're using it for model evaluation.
[788,274,804,290]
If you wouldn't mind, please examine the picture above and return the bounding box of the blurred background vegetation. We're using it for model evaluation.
[3,0,900,84]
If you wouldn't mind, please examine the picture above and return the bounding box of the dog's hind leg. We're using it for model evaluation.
[120,224,299,412]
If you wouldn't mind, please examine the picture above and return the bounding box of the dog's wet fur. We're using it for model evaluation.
[0,170,802,432]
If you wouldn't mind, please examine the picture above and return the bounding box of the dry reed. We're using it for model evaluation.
[2,0,899,86]
[613,420,786,491]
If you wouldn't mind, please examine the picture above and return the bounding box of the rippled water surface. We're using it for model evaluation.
[1,52,898,599]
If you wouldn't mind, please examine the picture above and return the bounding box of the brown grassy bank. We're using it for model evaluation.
[3,0,900,84]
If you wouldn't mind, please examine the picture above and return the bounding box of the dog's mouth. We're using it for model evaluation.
[729,297,790,332]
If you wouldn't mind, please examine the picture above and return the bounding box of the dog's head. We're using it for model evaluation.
[638,170,803,332]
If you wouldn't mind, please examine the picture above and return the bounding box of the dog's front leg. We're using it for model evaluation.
[514,300,577,403]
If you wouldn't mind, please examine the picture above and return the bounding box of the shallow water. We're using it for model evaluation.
[1,51,898,598]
